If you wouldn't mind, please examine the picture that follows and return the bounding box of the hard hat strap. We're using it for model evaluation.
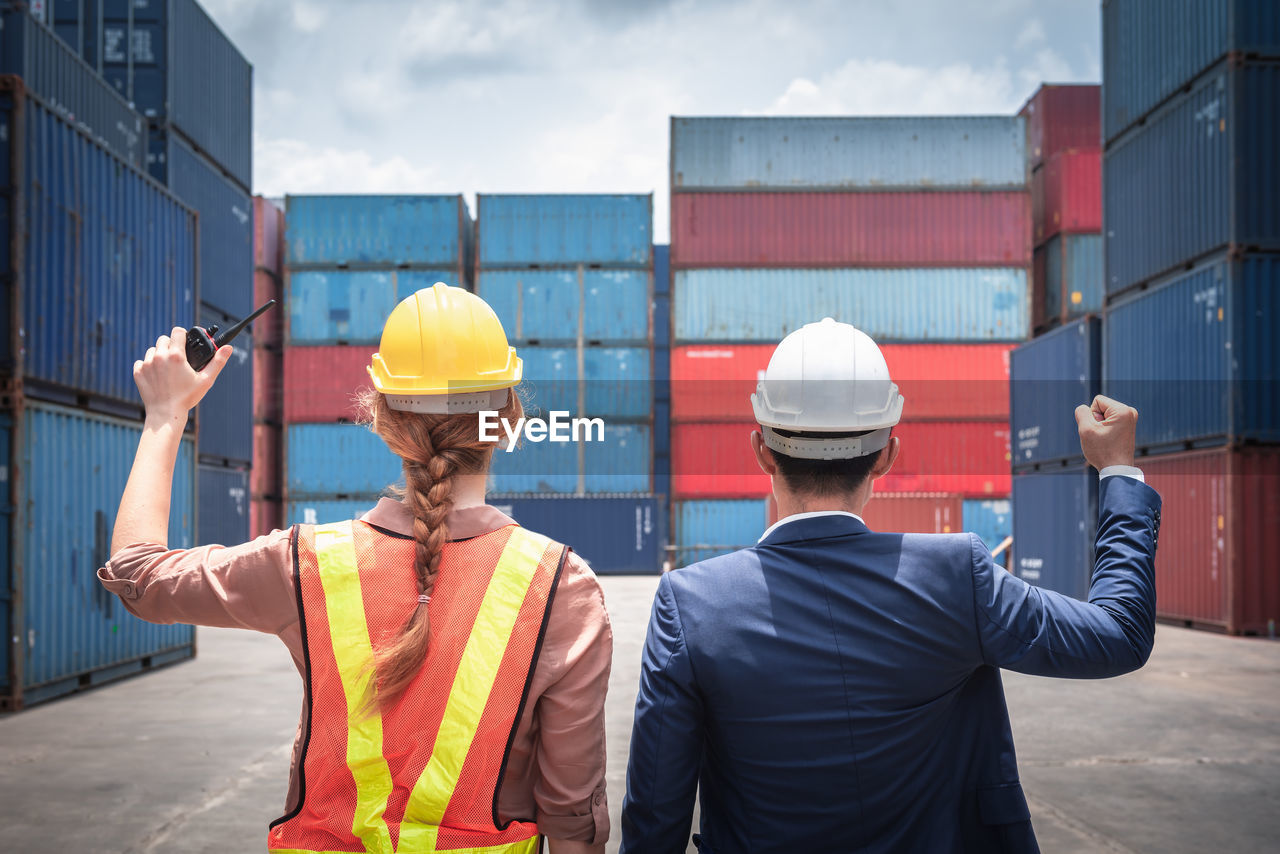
[761,425,891,460]
[385,388,510,414]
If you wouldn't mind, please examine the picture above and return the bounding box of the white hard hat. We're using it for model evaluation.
[751,317,904,460]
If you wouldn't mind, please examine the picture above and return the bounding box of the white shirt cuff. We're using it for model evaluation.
[1099,464,1145,483]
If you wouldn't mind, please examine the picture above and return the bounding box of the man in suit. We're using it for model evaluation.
[621,318,1160,854]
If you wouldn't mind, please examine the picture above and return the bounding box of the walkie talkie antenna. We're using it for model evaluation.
[214,299,277,347]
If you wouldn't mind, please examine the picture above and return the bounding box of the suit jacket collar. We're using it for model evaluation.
[759,512,870,547]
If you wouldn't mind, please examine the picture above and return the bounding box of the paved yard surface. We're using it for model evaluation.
[2,574,1277,853]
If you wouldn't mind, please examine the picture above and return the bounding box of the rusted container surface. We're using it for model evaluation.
[283,346,377,423]
[1031,150,1101,245]
[254,196,285,274]
[251,497,285,540]
[1020,84,1101,171]
[861,493,965,534]
[251,423,281,500]
[252,271,284,348]
[253,346,283,424]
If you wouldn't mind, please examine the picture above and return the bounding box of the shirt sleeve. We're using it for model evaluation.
[1098,464,1145,483]
[531,551,613,845]
[96,528,299,635]
[972,475,1161,678]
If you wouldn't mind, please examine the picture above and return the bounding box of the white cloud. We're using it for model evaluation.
[291,1,328,33]
[761,58,1021,116]
[254,138,441,196]
[1015,18,1046,49]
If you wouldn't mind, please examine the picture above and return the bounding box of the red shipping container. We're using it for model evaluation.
[1142,448,1280,635]
[284,345,377,423]
[671,343,1012,423]
[1031,150,1101,245]
[253,345,283,423]
[253,270,285,348]
[672,423,771,498]
[768,492,965,534]
[1020,84,1101,171]
[251,496,284,539]
[254,196,285,273]
[671,192,1031,268]
[251,423,282,498]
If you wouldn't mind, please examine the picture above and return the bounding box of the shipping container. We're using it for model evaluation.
[285,194,471,270]
[254,195,284,274]
[252,345,282,423]
[1031,150,1101,245]
[861,492,964,534]
[654,243,671,348]
[250,422,280,498]
[519,346,653,421]
[1142,447,1280,635]
[252,271,284,348]
[674,499,767,566]
[2,401,196,709]
[1102,0,1280,143]
[1103,62,1280,296]
[1011,317,1101,469]
[1011,467,1097,600]
[286,423,399,498]
[151,127,254,318]
[1020,83,1101,171]
[674,268,1029,343]
[1104,253,1280,453]
[0,79,197,412]
[654,243,670,296]
[251,495,283,539]
[963,498,1012,563]
[671,343,1013,423]
[476,194,652,267]
[286,269,464,345]
[196,303,252,464]
[287,497,379,528]
[670,116,1027,190]
[0,6,145,165]
[1036,233,1103,329]
[282,345,375,423]
[197,463,248,546]
[477,268,651,345]
[487,495,665,574]
[671,192,1031,268]
[654,398,670,502]
[672,422,769,498]
[488,422,651,495]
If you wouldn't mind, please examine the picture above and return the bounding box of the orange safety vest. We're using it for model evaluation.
[268,519,566,854]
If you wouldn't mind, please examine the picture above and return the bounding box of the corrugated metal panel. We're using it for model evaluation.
[671,192,1031,268]
[670,116,1027,190]
[1011,317,1101,468]
[861,493,964,534]
[286,497,379,527]
[1031,150,1101,244]
[1102,0,1280,143]
[254,195,284,274]
[196,304,253,464]
[653,243,670,296]
[251,496,283,538]
[252,270,284,348]
[671,343,1012,422]
[286,423,400,497]
[0,84,197,409]
[0,7,145,165]
[477,268,651,345]
[1143,447,1280,635]
[519,346,653,421]
[285,195,469,269]
[675,499,767,566]
[11,402,195,704]
[153,128,254,318]
[283,345,375,423]
[487,495,665,574]
[1104,253,1280,452]
[252,344,282,423]
[476,194,652,267]
[963,498,1012,563]
[1011,467,1097,600]
[286,269,463,345]
[1040,234,1104,328]
[250,422,280,498]
[1020,84,1101,171]
[654,399,670,501]
[196,463,248,546]
[1103,63,1280,296]
[674,268,1029,343]
[488,423,651,494]
[0,413,12,686]
[672,423,769,498]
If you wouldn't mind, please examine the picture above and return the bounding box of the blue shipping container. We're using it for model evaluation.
[287,497,379,527]
[519,346,653,421]
[654,399,670,501]
[0,6,145,165]
[671,116,1027,190]
[152,127,254,318]
[196,304,252,464]
[1010,317,1100,468]
[675,499,767,567]
[488,423,651,494]
[963,499,1012,565]
[1041,233,1103,326]
[653,244,670,296]
[477,268,651,345]
[675,268,1029,342]
[477,194,652,267]
[1104,252,1280,452]
[4,401,195,707]
[1104,62,1280,296]
[1102,0,1280,143]
[287,423,400,497]
[285,195,470,269]
[197,463,248,546]
[1011,468,1097,600]
[0,84,197,409]
[488,495,665,574]
[287,269,465,345]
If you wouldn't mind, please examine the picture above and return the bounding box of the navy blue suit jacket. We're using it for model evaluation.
[621,475,1160,854]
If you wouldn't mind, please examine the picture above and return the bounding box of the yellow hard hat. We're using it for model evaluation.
[367,283,522,413]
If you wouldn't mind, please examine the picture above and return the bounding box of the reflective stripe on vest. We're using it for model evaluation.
[269,520,562,854]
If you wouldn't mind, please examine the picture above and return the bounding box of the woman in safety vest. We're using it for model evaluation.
[99,284,612,854]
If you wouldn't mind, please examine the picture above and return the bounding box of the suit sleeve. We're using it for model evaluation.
[620,573,702,854]
[972,475,1161,678]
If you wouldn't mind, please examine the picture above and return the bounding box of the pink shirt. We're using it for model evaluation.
[97,498,612,844]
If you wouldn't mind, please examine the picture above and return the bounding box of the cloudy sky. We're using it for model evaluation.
[203,0,1101,240]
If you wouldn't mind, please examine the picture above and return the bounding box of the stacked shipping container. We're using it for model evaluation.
[1099,1,1280,633]
[669,116,1027,565]
[251,197,284,537]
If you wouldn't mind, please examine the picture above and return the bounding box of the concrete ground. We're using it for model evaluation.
[1,574,1277,853]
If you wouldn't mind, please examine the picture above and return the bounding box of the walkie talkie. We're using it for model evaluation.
[186,299,278,371]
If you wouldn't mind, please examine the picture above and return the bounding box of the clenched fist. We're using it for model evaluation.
[1074,395,1138,471]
